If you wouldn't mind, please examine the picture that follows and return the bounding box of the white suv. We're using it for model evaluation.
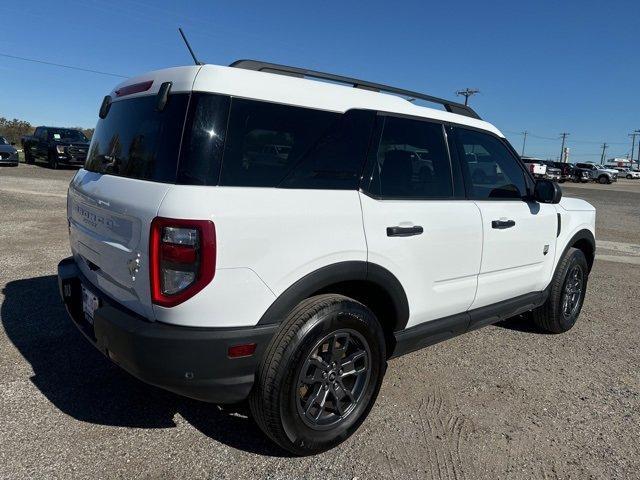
[58,60,596,455]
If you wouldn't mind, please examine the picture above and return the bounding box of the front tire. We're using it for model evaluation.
[24,148,34,164]
[48,151,59,170]
[598,175,609,184]
[532,248,589,333]
[249,294,386,455]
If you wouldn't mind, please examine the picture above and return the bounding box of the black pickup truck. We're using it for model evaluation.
[21,126,90,169]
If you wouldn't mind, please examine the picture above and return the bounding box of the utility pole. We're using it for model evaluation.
[559,133,570,162]
[455,88,480,106]
[600,143,608,164]
[521,131,528,157]
[631,129,640,170]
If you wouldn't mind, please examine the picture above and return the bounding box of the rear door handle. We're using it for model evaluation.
[491,219,516,229]
[386,226,424,237]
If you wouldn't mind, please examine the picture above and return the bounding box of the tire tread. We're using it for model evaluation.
[532,247,587,333]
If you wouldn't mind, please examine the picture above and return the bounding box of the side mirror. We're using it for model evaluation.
[10,142,16,146]
[534,179,562,204]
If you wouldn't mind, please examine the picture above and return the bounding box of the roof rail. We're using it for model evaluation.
[229,59,481,120]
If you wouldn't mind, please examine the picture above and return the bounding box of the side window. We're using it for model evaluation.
[220,99,343,188]
[454,128,527,200]
[281,109,375,190]
[370,116,453,198]
[40,129,48,141]
[177,93,230,185]
[33,128,41,139]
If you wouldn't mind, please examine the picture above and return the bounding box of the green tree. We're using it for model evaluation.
[0,117,33,145]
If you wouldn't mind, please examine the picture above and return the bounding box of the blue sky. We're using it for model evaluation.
[2,0,639,162]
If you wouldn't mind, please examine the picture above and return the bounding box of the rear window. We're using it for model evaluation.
[85,94,189,182]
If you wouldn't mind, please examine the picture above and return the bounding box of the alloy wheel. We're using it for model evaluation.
[296,328,371,430]
[562,265,584,319]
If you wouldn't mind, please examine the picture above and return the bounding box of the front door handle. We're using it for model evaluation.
[491,219,516,229]
[387,226,424,237]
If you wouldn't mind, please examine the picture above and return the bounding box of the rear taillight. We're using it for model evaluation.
[149,217,216,307]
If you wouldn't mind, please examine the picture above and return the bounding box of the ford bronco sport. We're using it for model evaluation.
[58,61,596,455]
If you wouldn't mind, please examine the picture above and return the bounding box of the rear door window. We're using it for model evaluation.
[85,94,189,182]
[368,115,454,198]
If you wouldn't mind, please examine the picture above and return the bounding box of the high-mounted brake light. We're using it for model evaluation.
[150,217,216,307]
[115,80,153,97]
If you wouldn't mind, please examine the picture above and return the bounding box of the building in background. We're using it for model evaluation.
[606,157,632,167]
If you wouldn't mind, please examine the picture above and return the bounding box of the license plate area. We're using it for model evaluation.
[82,284,100,324]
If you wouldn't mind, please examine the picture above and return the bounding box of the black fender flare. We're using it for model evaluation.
[257,261,410,330]
[560,229,595,271]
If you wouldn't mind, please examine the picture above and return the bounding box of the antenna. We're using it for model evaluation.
[178,27,204,66]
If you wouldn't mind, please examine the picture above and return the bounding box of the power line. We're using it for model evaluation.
[504,130,628,145]
[0,53,127,78]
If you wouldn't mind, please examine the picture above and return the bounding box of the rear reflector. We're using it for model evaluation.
[228,343,257,358]
[115,80,153,97]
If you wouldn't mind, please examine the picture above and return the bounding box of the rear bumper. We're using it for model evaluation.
[57,257,277,403]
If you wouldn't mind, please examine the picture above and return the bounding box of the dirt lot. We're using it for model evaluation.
[1,164,638,479]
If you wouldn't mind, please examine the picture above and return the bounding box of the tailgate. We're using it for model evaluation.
[68,170,171,318]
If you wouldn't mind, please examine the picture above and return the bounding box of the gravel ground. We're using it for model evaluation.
[1,164,639,479]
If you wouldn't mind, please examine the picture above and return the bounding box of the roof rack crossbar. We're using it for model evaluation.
[229,59,481,120]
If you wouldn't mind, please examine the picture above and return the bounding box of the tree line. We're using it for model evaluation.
[0,117,94,146]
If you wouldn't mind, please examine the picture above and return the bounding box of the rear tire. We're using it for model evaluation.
[249,294,386,456]
[532,248,589,333]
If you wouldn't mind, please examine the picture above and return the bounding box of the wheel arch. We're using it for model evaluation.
[257,261,410,351]
[562,229,595,272]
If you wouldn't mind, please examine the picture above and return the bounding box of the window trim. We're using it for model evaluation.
[359,112,463,201]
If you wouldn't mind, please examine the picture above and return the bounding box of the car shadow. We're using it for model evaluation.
[495,313,550,334]
[1,275,288,457]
